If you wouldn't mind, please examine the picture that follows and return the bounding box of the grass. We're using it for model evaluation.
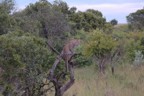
[64,64,144,96]
[113,24,129,32]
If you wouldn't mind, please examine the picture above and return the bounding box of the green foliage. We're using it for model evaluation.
[141,37,144,55]
[12,0,72,52]
[69,7,77,14]
[127,8,144,31]
[84,30,117,58]
[0,31,54,95]
[69,9,106,31]
[1,0,144,95]
[122,32,144,62]
[13,0,70,40]
[53,0,69,15]
[0,0,14,13]
[0,0,15,35]
[110,19,118,26]
[103,22,113,34]
[112,26,144,63]
[73,44,92,67]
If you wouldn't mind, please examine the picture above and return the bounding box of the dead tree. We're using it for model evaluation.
[50,61,75,96]
[48,39,81,96]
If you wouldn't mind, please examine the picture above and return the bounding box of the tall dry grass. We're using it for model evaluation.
[64,64,144,96]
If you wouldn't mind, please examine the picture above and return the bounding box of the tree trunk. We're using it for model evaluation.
[50,63,75,96]
[55,88,62,96]
[111,66,114,75]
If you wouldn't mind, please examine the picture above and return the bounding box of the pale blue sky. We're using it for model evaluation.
[15,0,144,23]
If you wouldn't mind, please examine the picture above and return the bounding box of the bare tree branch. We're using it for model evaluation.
[46,41,60,55]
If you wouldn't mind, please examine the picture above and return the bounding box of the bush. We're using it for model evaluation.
[0,31,54,95]
[74,44,92,67]
[83,30,117,73]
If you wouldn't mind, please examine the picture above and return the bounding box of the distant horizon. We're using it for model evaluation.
[15,0,144,24]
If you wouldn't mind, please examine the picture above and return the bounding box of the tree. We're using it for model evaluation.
[103,22,113,34]
[110,19,118,26]
[69,9,106,31]
[127,8,144,31]
[12,0,72,53]
[69,7,77,14]
[126,32,144,62]
[53,0,69,15]
[0,31,54,96]
[0,0,15,35]
[84,30,117,74]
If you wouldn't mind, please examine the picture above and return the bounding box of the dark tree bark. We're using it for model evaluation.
[48,53,75,96]
[48,39,81,96]
[49,61,75,96]
[111,66,114,75]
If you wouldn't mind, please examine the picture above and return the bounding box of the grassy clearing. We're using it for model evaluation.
[64,64,144,96]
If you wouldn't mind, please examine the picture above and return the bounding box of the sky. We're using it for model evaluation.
[15,0,144,24]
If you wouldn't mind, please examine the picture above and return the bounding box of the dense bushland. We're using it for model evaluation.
[0,0,144,96]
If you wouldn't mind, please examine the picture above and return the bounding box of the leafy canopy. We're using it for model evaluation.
[127,8,144,31]
[0,0,15,35]
[84,30,117,58]
[0,31,54,95]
